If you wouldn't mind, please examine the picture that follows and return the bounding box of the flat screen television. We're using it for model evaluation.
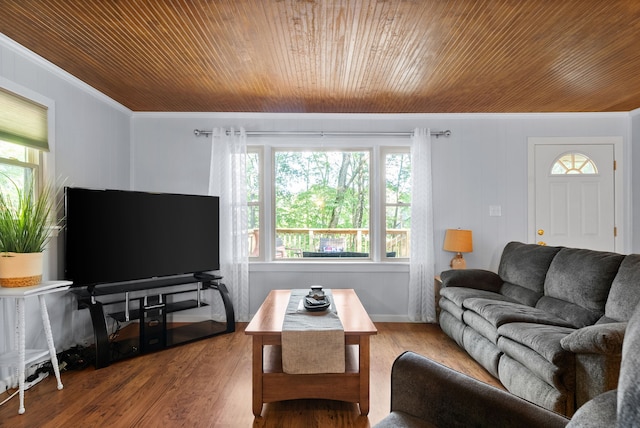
[64,187,220,287]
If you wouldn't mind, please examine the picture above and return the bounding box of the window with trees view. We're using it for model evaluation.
[247,144,412,261]
[0,140,41,206]
[275,150,370,258]
[0,85,48,213]
[384,149,411,259]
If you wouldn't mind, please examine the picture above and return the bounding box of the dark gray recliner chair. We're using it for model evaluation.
[374,302,640,427]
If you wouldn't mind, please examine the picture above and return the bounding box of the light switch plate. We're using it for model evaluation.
[489,205,502,216]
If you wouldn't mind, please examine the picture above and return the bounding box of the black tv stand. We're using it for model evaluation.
[72,274,235,368]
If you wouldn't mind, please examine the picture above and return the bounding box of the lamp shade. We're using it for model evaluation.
[443,229,473,253]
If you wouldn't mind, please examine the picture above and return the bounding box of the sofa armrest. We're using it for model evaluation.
[385,351,569,427]
[561,322,626,355]
[440,269,503,293]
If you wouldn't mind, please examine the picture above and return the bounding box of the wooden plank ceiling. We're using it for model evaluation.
[1,0,640,113]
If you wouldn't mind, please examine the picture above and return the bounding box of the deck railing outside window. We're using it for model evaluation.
[249,228,409,259]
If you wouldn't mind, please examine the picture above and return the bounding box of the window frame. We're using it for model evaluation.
[248,137,411,263]
[272,146,373,261]
[381,146,411,261]
[247,146,264,260]
[0,142,42,200]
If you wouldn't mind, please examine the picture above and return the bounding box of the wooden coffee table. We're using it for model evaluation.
[245,289,377,416]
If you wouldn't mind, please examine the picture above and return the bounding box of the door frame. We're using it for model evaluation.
[527,136,624,252]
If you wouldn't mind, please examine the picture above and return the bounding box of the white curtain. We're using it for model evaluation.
[208,127,249,321]
[409,128,436,322]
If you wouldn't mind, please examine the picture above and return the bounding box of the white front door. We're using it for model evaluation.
[529,138,619,252]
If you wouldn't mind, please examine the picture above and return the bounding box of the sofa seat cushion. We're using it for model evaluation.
[497,336,574,390]
[499,355,573,416]
[498,323,576,365]
[440,287,515,308]
[438,296,465,321]
[463,310,500,344]
[497,323,576,389]
[463,298,576,329]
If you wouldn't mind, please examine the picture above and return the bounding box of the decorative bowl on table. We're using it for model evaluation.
[304,285,330,311]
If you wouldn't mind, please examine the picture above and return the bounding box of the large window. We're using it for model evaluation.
[247,143,412,261]
[275,149,371,259]
[384,148,411,259]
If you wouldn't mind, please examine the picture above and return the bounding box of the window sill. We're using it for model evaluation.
[249,261,409,274]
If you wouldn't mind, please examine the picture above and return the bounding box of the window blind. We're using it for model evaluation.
[0,87,49,152]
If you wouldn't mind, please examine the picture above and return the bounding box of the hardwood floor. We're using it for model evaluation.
[0,323,502,427]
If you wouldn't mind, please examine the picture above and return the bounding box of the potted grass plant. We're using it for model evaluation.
[0,176,58,287]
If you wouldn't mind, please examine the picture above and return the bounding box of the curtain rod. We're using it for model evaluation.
[193,129,452,138]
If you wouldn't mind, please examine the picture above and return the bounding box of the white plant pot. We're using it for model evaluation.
[0,252,43,287]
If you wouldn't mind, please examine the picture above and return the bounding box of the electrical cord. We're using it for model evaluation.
[0,390,18,407]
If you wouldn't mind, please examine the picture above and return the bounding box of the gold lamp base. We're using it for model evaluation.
[450,253,466,269]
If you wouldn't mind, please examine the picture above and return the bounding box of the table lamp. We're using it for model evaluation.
[443,229,473,269]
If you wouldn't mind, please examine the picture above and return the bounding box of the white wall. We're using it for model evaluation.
[631,108,640,253]
[0,35,132,376]
[132,112,631,320]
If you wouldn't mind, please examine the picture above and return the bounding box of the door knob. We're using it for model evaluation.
[537,229,544,236]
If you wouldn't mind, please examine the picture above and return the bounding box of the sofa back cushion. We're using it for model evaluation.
[539,247,624,327]
[618,302,640,425]
[604,254,640,322]
[536,296,602,328]
[497,242,562,306]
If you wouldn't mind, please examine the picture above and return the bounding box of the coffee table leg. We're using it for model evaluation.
[359,336,371,415]
[252,336,264,417]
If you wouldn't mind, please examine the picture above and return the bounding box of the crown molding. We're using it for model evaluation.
[0,33,132,116]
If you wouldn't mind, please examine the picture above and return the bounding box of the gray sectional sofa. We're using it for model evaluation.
[438,241,640,417]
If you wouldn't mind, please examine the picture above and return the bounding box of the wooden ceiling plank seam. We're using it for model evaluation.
[127,1,205,107]
[239,0,281,102]
[199,0,255,99]
[345,2,370,104]
[419,0,480,98]
[442,0,564,111]
[389,2,442,107]
[168,1,231,100]
[158,0,227,97]
[355,0,395,105]
[254,1,293,101]
[290,2,313,108]
[81,2,167,86]
[426,0,493,110]
[381,2,440,108]
[256,0,297,104]
[250,0,308,111]
[368,0,412,105]
[509,1,628,112]
[17,1,160,102]
[448,0,544,109]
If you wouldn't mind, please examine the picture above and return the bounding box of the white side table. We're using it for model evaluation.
[0,280,71,414]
